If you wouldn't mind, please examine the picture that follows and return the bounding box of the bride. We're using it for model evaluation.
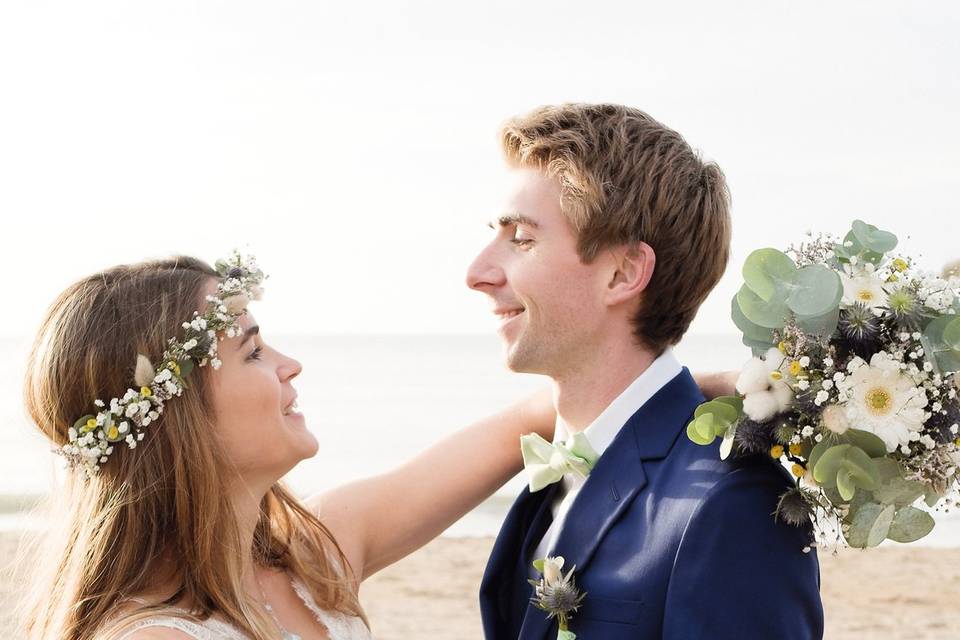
[19,253,730,639]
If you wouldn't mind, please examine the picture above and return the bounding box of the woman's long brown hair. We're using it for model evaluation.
[17,256,365,639]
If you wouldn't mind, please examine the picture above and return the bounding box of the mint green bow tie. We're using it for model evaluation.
[520,432,600,493]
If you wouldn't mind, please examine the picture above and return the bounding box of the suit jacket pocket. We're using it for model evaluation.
[576,595,644,625]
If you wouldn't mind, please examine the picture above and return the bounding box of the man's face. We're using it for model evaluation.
[466,168,609,376]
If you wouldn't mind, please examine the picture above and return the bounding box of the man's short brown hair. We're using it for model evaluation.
[500,103,732,354]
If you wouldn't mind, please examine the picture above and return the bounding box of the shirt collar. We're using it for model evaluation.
[553,348,684,457]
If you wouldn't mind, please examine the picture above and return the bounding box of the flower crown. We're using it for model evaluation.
[58,251,266,476]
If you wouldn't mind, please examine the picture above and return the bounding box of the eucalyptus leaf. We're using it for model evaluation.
[694,400,739,425]
[737,284,789,329]
[842,446,881,491]
[887,506,935,543]
[873,476,926,508]
[788,264,843,317]
[872,457,904,483]
[868,504,896,547]
[944,316,960,350]
[795,307,840,340]
[851,220,898,254]
[712,395,744,415]
[813,444,850,485]
[807,438,833,475]
[742,248,797,302]
[839,230,885,265]
[731,294,777,343]
[843,429,888,459]
[812,443,880,494]
[837,469,856,501]
[687,415,717,446]
[845,502,884,548]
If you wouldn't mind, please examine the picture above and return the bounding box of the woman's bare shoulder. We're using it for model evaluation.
[106,629,196,640]
[94,625,197,640]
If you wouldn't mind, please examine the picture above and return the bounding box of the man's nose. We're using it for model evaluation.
[466,242,505,292]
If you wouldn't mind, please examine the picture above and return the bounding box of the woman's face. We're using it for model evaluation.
[207,288,317,485]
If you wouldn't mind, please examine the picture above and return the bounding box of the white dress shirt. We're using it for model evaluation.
[530,348,684,566]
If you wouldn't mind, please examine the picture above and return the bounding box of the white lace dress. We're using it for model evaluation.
[115,576,372,640]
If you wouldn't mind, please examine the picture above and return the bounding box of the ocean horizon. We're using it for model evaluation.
[4,333,960,545]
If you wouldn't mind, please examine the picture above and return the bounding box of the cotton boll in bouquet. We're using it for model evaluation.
[687,220,960,549]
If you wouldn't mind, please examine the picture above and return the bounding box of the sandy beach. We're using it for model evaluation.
[3,532,960,639]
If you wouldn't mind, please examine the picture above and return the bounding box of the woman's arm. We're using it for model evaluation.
[306,388,554,581]
[310,370,739,583]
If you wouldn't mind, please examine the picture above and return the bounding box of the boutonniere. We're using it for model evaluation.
[528,556,587,640]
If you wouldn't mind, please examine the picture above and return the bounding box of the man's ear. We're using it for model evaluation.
[604,241,656,307]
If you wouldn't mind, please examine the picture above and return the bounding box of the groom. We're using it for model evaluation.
[467,104,823,639]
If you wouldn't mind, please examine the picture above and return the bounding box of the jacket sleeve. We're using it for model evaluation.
[661,466,824,640]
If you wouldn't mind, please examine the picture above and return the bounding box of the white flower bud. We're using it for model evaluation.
[822,405,850,434]
[223,293,250,315]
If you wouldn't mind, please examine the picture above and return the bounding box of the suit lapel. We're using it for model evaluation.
[517,368,705,640]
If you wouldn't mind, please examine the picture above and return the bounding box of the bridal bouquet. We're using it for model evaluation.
[687,220,960,548]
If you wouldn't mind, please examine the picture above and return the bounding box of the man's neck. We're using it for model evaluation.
[553,339,658,433]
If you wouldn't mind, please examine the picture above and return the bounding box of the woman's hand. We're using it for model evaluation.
[693,370,739,400]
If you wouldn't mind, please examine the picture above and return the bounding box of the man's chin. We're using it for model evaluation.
[503,341,536,374]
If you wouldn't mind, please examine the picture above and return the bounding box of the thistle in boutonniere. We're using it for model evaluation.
[528,556,586,640]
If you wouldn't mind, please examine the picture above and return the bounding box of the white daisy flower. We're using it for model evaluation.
[840,271,889,310]
[843,352,928,452]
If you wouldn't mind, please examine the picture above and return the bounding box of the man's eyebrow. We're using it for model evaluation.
[237,325,260,349]
[486,213,540,230]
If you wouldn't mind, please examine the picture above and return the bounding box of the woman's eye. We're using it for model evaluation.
[248,346,263,361]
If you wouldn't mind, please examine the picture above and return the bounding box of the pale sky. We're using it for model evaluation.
[1,1,958,339]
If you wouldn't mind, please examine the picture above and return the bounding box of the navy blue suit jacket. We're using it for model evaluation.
[480,368,824,639]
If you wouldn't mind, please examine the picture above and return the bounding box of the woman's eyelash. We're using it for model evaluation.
[510,238,533,246]
[248,345,263,361]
